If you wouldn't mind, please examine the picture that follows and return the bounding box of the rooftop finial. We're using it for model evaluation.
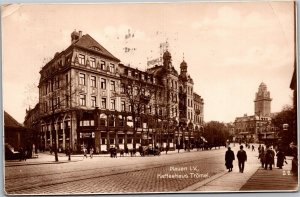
[183,52,185,60]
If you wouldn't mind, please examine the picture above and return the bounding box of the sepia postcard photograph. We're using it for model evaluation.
[1,1,299,195]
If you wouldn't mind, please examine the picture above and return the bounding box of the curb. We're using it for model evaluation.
[180,170,228,191]
[5,159,82,167]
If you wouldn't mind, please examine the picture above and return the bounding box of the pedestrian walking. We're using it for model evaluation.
[83,146,87,158]
[265,145,275,170]
[24,148,28,161]
[225,147,235,172]
[258,144,262,153]
[19,147,24,161]
[258,146,265,168]
[165,145,169,155]
[252,145,255,151]
[276,148,286,169]
[237,145,247,173]
[177,143,180,153]
[90,147,94,158]
[110,146,114,158]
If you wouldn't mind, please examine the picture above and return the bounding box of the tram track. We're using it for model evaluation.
[6,149,222,180]
[6,150,225,193]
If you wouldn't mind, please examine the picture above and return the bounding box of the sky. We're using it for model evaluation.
[2,2,295,124]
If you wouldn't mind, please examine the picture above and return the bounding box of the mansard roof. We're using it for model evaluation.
[74,34,120,62]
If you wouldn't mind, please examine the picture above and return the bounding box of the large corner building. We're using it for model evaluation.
[26,30,204,153]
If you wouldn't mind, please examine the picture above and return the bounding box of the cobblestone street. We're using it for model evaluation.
[6,145,297,194]
[5,147,229,194]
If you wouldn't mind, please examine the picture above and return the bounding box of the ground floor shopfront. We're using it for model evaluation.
[39,109,203,154]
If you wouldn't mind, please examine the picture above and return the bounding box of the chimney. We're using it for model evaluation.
[79,31,82,38]
[71,30,80,43]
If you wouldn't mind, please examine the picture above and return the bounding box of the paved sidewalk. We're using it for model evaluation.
[5,148,219,167]
[5,153,83,167]
[182,145,260,192]
[181,145,298,192]
[241,156,298,191]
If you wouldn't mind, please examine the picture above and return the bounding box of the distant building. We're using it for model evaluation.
[24,103,41,150]
[234,83,278,143]
[254,82,272,117]
[4,111,31,149]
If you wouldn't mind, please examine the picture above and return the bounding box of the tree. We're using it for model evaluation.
[272,105,297,147]
[203,121,229,148]
[40,75,78,162]
[122,76,157,149]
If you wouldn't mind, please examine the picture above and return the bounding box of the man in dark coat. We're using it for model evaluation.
[225,147,235,172]
[237,145,247,173]
[265,146,275,170]
[276,149,286,169]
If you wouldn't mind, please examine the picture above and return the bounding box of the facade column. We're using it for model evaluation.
[124,131,128,149]
[44,128,47,150]
[55,123,59,151]
[107,130,110,151]
[71,112,77,152]
[95,131,100,154]
[62,123,66,151]
[115,131,119,149]
[124,116,128,149]
[49,124,53,147]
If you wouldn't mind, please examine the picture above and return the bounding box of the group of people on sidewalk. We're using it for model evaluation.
[225,144,287,173]
[258,145,286,170]
[83,147,94,159]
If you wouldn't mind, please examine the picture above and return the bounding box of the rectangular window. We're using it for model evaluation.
[110,63,115,73]
[79,73,85,85]
[66,95,69,107]
[100,60,106,70]
[101,138,106,144]
[110,139,114,144]
[128,70,132,76]
[111,99,116,110]
[65,74,69,85]
[121,101,125,111]
[57,97,60,108]
[91,96,96,108]
[101,98,106,109]
[118,138,123,144]
[79,54,85,65]
[80,94,86,106]
[90,57,96,68]
[91,76,96,87]
[111,81,115,91]
[55,77,60,89]
[120,83,125,93]
[148,105,152,114]
[91,120,95,126]
[44,102,47,113]
[129,104,132,112]
[101,78,106,89]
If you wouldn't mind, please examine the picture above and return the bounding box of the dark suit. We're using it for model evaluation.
[237,150,247,173]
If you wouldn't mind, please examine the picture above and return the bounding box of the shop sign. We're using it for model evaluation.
[80,132,94,138]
